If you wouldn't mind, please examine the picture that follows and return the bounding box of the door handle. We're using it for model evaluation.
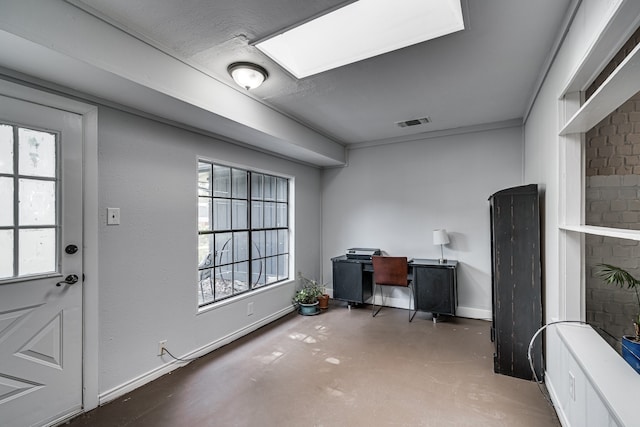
[56,274,79,287]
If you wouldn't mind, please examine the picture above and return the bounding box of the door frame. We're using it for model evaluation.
[0,78,100,414]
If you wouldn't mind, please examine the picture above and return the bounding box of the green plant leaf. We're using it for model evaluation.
[597,263,640,336]
[597,263,640,289]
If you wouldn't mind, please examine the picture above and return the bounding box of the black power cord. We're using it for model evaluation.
[160,347,200,363]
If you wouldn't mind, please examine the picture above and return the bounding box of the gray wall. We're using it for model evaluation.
[97,107,322,395]
[321,125,524,318]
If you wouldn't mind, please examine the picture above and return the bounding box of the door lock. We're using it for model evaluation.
[65,244,79,254]
[56,274,80,287]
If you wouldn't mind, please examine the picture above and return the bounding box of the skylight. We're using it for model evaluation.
[255,0,464,79]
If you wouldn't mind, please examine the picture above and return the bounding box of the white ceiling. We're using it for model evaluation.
[67,0,572,145]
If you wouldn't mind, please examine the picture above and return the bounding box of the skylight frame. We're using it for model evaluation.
[255,0,464,79]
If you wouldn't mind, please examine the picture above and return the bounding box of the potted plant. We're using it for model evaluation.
[597,263,640,373]
[293,273,324,315]
[300,274,330,310]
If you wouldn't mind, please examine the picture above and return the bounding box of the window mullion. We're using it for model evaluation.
[12,125,19,277]
[247,171,253,289]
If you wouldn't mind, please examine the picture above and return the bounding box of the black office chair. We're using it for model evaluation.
[371,256,416,322]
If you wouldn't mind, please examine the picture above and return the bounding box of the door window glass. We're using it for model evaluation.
[0,124,58,280]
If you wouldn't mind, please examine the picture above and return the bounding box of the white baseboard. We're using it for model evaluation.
[369,293,410,309]
[455,306,492,320]
[368,293,492,321]
[99,305,295,405]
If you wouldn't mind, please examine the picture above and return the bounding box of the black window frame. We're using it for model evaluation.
[197,161,290,307]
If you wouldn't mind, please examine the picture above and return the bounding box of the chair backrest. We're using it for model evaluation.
[372,256,409,287]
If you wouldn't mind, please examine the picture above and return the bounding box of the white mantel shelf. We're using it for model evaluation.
[559,224,640,242]
[560,41,640,136]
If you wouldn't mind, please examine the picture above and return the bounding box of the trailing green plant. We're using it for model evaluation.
[292,273,324,305]
[597,263,640,340]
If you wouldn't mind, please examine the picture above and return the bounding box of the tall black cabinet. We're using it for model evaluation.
[489,184,543,380]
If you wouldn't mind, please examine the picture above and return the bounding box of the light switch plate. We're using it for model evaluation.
[107,208,120,225]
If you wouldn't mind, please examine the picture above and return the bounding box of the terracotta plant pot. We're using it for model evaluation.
[318,294,330,310]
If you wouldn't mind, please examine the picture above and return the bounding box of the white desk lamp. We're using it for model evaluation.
[433,229,450,264]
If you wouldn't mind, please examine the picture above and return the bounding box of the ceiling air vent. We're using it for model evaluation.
[396,117,431,128]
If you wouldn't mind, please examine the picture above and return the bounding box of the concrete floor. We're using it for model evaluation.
[65,302,560,426]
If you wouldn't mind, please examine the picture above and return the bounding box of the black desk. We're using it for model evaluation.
[331,256,458,317]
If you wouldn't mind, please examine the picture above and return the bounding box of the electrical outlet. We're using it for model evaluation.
[247,302,254,316]
[158,340,167,356]
[568,371,575,401]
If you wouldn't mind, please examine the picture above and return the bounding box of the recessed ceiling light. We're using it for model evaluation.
[256,0,464,79]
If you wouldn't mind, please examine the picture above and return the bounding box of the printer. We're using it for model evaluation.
[346,247,381,260]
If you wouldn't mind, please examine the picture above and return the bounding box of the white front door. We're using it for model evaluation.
[0,94,83,427]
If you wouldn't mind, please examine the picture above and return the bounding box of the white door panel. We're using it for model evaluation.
[0,95,83,427]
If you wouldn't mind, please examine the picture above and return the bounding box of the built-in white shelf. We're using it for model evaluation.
[557,323,640,426]
[560,41,640,135]
[560,224,640,241]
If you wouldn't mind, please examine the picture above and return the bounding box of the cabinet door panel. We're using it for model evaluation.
[415,267,454,315]
[333,261,363,302]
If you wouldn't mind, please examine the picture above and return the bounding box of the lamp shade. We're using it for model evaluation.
[228,62,268,90]
[433,229,450,245]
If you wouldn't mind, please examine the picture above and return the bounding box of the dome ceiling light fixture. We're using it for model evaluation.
[227,62,268,90]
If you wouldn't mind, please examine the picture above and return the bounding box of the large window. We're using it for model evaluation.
[197,161,289,306]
